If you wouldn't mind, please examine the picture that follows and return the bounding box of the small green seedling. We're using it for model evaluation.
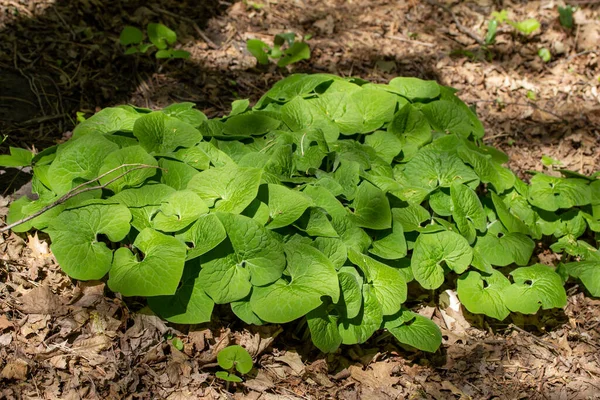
[541,155,562,167]
[119,23,190,59]
[538,48,551,62]
[247,32,310,67]
[485,10,540,44]
[216,345,253,383]
[526,90,537,101]
[558,5,575,29]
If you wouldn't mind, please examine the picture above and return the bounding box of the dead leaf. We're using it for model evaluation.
[274,351,306,376]
[1,358,28,380]
[349,362,400,388]
[0,314,13,331]
[243,370,275,392]
[0,332,13,346]
[71,335,111,359]
[70,281,105,307]
[18,285,67,316]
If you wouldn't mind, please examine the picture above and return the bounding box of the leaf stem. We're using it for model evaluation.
[0,163,162,233]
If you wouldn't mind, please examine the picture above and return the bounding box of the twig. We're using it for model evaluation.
[465,99,566,123]
[151,6,219,49]
[424,0,485,45]
[0,163,161,233]
[388,35,435,47]
[509,324,561,354]
[18,114,67,126]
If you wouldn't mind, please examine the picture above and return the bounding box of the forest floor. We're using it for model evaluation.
[1,0,600,399]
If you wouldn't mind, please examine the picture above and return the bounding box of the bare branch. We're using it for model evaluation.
[0,163,161,233]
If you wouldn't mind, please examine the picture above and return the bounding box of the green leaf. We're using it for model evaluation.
[528,174,591,212]
[421,100,474,138]
[217,345,253,374]
[485,19,498,45]
[158,158,199,190]
[0,147,33,167]
[387,77,440,101]
[294,208,339,238]
[108,227,187,297]
[457,144,515,193]
[561,261,600,297]
[246,39,270,65]
[172,146,211,170]
[215,371,243,382]
[350,87,398,134]
[281,96,339,143]
[72,107,140,139]
[230,99,250,116]
[111,183,176,231]
[369,219,407,260]
[147,23,177,50]
[197,213,285,303]
[306,304,343,353]
[451,182,486,244]
[428,188,453,216]
[511,18,540,35]
[558,6,574,29]
[148,260,214,324]
[133,111,202,153]
[312,80,363,134]
[266,184,312,229]
[120,26,144,45]
[250,242,339,323]
[48,204,131,280]
[277,41,311,67]
[384,309,442,352]
[337,267,363,319]
[255,74,337,107]
[187,165,262,213]
[155,49,190,59]
[152,190,208,232]
[457,270,511,320]
[411,231,473,289]
[162,103,207,127]
[364,130,403,164]
[392,203,430,232]
[47,134,119,195]
[231,297,265,325]
[223,112,281,137]
[349,181,392,230]
[473,220,534,268]
[348,250,407,315]
[388,104,432,160]
[538,48,551,63]
[338,284,383,345]
[97,146,158,193]
[502,264,567,314]
[491,192,531,236]
[312,237,347,269]
[400,149,479,193]
[178,213,227,260]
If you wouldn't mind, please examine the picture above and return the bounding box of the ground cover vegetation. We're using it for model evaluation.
[1,74,599,356]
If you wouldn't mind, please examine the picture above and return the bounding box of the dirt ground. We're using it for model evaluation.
[0,0,599,399]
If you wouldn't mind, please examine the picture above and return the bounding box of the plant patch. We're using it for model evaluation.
[2,73,598,355]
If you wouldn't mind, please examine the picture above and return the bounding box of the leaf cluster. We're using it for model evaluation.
[3,74,599,354]
[120,23,190,59]
[485,10,541,45]
[247,33,311,67]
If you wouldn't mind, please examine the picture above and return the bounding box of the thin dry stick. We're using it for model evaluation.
[0,163,161,233]
[424,0,485,45]
[465,99,566,123]
[509,324,561,354]
[151,6,219,49]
